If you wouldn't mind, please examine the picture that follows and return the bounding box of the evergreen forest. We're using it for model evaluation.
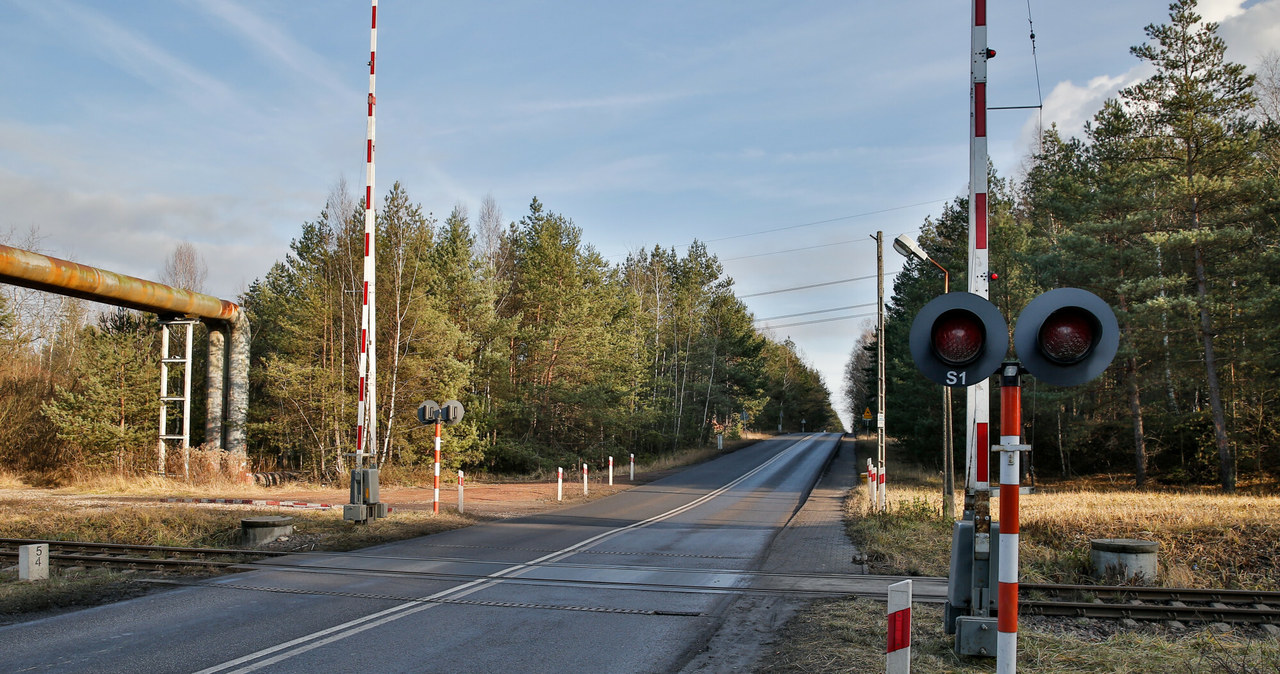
[844,1,1280,492]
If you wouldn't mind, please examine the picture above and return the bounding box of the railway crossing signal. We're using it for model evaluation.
[907,287,1118,667]
[908,292,1008,388]
[1014,288,1119,387]
[418,399,466,514]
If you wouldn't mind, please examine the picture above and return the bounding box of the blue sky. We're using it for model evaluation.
[2,0,1277,429]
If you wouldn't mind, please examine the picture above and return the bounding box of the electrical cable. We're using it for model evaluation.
[1027,0,1045,152]
[752,302,875,323]
[756,312,877,330]
[738,272,898,299]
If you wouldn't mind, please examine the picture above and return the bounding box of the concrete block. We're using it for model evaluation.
[241,516,294,545]
[19,543,49,581]
[1090,538,1158,583]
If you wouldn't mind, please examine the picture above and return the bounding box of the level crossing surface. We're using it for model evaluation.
[3,433,845,673]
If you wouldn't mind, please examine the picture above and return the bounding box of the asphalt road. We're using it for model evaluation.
[2,433,842,674]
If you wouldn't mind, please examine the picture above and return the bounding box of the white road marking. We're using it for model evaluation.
[196,435,819,674]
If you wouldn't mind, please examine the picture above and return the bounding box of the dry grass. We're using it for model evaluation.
[845,458,1280,590]
[759,599,1280,673]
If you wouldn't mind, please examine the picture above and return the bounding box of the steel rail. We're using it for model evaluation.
[0,538,287,559]
[1021,599,1279,625]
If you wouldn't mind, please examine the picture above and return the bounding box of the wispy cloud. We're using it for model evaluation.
[515,91,691,115]
[22,0,235,107]
[190,0,355,100]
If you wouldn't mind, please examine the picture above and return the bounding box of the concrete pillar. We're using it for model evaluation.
[205,321,227,449]
[226,311,250,455]
[19,543,49,581]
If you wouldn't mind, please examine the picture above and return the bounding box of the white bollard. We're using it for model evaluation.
[886,579,912,673]
[582,463,589,495]
[457,470,464,514]
[717,433,723,450]
[630,453,635,481]
[608,456,614,486]
[557,467,563,502]
[19,543,49,581]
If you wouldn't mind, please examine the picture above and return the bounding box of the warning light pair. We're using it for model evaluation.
[909,288,1119,387]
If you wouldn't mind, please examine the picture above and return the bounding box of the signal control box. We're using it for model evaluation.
[345,468,387,523]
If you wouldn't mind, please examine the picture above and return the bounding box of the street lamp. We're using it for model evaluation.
[894,234,956,520]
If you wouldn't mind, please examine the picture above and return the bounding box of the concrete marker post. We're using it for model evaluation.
[457,470,464,514]
[557,467,563,502]
[19,543,48,581]
[608,456,614,486]
[887,579,912,673]
[582,463,588,496]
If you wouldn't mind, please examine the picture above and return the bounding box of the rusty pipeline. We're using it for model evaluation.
[0,244,238,320]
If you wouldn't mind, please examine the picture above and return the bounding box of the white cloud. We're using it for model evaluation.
[0,168,285,300]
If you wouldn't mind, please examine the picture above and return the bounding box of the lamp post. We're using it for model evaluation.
[894,234,956,521]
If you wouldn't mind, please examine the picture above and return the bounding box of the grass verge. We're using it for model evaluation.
[758,599,1280,673]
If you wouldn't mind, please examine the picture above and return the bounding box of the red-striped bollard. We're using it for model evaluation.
[557,467,563,501]
[996,362,1027,674]
[457,470,464,514]
[867,459,877,507]
[582,463,589,495]
[887,579,912,673]
[608,456,614,486]
[878,460,887,512]
[432,421,441,514]
[630,453,634,481]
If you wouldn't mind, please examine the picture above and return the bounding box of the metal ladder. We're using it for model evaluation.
[158,318,199,478]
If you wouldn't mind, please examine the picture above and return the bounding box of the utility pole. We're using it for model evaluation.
[875,231,886,512]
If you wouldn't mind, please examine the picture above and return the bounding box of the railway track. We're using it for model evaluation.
[4,538,1277,627]
[1021,582,1280,625]
[0,537,285,573]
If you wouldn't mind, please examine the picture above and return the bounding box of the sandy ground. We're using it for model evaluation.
[0,475,647,520]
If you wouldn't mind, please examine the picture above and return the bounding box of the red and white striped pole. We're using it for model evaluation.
[887,579,912,673]
[557,467,563,501]
[354,0,379,469]
[457,470,464,514]
[608,456,614,486]
[996,363,1025,673]
[432,421,441,514]
[582,463,589,496]
[965,0,993,504]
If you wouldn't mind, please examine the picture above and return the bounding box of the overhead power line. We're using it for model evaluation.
[756,311,876,330]
[753,302,875,323]
[704,199,945,245]
[738,272,898,299]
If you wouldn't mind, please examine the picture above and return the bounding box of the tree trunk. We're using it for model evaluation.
[1193,242,1234,492]
[1127,354,1147,488]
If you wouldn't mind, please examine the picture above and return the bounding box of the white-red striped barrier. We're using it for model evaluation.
[457,470,464,514]
[608,456,614,486]
[582,463,589,495]
[163,497,342,511]
[887,579,912,673]
[557,467,563,501]
[353,0,379,466]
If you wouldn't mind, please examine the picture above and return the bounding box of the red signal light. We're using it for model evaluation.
[1037,308,1095,364]
[931,310,985,366]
